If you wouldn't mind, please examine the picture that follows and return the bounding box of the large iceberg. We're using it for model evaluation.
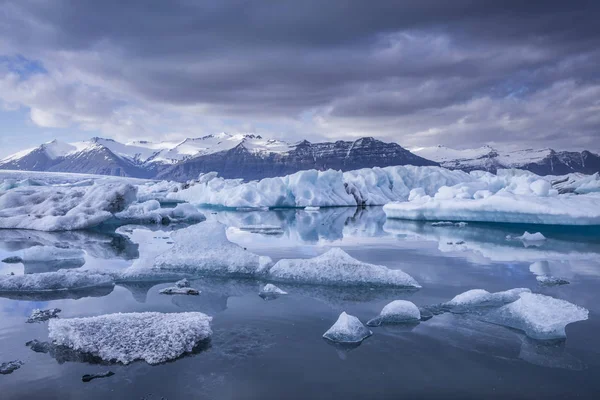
[48,312,212,364]
[167,166,471,208]
[0,183,137,231]
[113,200,205,225]
[125,222,272,279]
[384,170,600,225]
[322,312,372,344]
[483,293,589,340]
[268,248,420,288]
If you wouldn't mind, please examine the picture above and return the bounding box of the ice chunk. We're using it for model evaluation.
[536,275,570,286]
[0,360,23,374]
[259,283,288,300]
[2,256,22,263]
[515,232,546,241]
[484,293,588,340]
[151,222,273,278]
[268,248,420,288]
[323,312,372,344]
[304,206,320,211]
[22,246,85,262]
[0,183,137,231]
[48,312,212,365]
[159,287,200,295]
[176,278,190,288]
[445,288,531,313]
[366,300,421,327]
[27,308,61,323]
[0,270,114,293]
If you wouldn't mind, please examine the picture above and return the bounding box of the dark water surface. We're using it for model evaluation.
[1,207,599,399]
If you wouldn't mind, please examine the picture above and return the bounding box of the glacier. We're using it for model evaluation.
[48,312,212,364]
[268,248,420,288]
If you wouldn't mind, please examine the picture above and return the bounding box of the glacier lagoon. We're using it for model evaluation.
[1,207,600,399]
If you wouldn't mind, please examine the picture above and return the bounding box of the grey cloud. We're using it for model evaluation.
[0,0,598,151]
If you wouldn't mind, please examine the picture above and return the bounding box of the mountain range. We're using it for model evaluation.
[1,134,598,181]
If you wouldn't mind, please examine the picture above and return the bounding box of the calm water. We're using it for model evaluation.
[1,207,600,399]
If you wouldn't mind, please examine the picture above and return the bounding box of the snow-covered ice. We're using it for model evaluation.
[114,200,205,225]
[48,312,213,364]
[445,288,531,313]
[536,275,570,286]
[304,206,320,211]
[483,293,588,340]
[0,270,114,293]
[366,300,421,327]
[268,248,420,288]
[27,308,61,323]
[322,312,372,344]
[259,283,288,299]
[126,222,273,279]
[514,232,546,241]
[159,287,200,295]
[0,183,137,231]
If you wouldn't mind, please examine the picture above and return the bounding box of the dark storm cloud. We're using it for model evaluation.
[0,0,599,150]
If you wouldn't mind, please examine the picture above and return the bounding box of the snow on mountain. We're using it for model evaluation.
[412,145,600,175]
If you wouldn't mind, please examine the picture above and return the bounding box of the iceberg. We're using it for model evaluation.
[268,248,420,288]
[514,232,546,241]
[323,312,372,344]
[304,206,320,211]
[48,312,213,365]
[0,183,137,231]
[258,283,288,300]
[0,270,114,294]
[366,300,421,327]
[126,222,272,279]
[536,275,570,286]
[483,293,588,340]
[21,246,85,262]
[159,279,200,295]
[384,192,600,226]
[113,200,205,225]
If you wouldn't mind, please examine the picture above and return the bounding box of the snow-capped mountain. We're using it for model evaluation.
[412,145,600,175]
[0,134,436,181]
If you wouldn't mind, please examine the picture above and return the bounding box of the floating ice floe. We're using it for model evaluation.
[431,221,468,227]
[366,300,421,327]
[513,232,546,241]
[304,206,320,211]
[483,293,588,340]
[259,283,288,300]
[21,246,85,262]
[323,312,372,344]
[268,248,420,288]
[114,200,205,225]
[444,288,531,313]
[149,222,273,278]
[0,270,114,294]
[0,360,23,374]
[0,183,137,231]
[27,308,61,323]
[48,312,213,365]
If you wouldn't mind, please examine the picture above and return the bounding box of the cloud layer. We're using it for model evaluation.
[0,0,599,154]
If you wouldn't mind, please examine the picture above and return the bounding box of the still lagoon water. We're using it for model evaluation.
[1,207,599,399]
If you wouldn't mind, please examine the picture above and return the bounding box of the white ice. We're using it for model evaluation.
[268,248,420,288]
[48,312,212,364]
[21,246,85,262]
[0,269,114,293]
[129,222,272,278]
[483,293,588,340]
[514,232,546,241]
[366,300,421,326]
[0,182,137,231]
[322,312,372,344]
[259,283,288,295]
[114,200,205,224]
[445,288,531,312]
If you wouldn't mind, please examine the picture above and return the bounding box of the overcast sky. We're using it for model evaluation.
[1,0,599,157]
